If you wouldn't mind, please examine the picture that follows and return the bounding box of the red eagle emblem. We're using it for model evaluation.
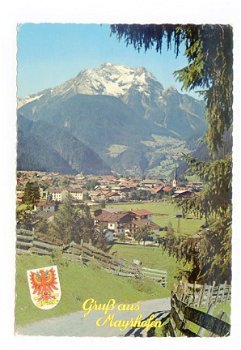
[27,265,61,309]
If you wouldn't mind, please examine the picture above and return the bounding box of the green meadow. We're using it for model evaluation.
[15,254,168,327]
[110,244,188,291]
[15,201,201,327]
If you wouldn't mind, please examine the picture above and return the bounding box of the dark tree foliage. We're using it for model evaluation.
[35,217,49,235]
[134,225,152,245]
[22,181,40,205]
[111,24,233,283]
[49,197,107,249]
[79,204,95,242]
[84,180,101,190]
[50,194,83,244]
[16,207,33,229]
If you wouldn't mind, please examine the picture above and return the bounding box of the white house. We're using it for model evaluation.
[68,188,84,201]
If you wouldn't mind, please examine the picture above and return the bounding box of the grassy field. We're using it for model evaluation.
[15,254,167,326]
[109,244,189,292]
[107,201,204,236]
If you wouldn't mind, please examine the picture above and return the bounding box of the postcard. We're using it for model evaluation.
[14,21,233,340]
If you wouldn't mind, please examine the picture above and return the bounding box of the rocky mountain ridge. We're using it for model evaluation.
[18,63,206,177]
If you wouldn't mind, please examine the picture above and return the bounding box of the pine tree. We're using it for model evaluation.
[36,217,49,234]
[50,194,82,244]
[80,204,95,243]
[22,181,40,205]
[111,24,232,283]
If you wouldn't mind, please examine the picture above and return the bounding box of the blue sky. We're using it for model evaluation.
[17,23,197,98]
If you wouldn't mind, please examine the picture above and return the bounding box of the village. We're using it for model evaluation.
[17,170,203,243]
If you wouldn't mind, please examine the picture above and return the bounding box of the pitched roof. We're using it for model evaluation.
[48,188,62,193]
[141,179,162,184]
[129,209,152,216]
[68,188,83,193]
[95,211,130,223]
[163,186,173,192]
[173,189,193,194]
[149,186,164,194]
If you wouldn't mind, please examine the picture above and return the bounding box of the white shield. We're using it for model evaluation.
[27,265,61,310]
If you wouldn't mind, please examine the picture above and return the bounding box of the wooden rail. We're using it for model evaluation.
[16,230,143,278]
[173,280,231,308]
[167,293,230,337]
[16,229,168,283]
[166,279,231,337]
[141,267,167,287]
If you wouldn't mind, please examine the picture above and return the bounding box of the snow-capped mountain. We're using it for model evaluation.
[68,62,162,98]
[38,63,162,97]
[17,63,206,177]
[19,63,165,120]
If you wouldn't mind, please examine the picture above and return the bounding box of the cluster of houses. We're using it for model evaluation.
[93,208,161,240]
[17,171,202,206]
[16,171,203,237]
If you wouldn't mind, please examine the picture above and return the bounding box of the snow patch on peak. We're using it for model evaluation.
[17,94,43,108]
[71,63,161,98]
[19,63,164,108]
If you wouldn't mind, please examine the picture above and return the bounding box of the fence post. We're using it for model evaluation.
[205,284,212,308]
[199,283,206,307]
[197,303,215,337]
[210,309,229,337]
[222,281,227,302]
[225,285,231,304]
[208,281,216,306]
[89,238,92,246]
[197,284,204,308]
[214,283,221,307]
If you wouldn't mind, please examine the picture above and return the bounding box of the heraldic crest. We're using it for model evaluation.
[27,265,61,310]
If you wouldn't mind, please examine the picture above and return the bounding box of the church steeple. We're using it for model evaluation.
[172,168,177,188]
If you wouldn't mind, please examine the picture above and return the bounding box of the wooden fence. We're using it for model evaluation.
[166,280,231,337]
[16,229,168,285]
[173,280,231,308]
[63,240,141,278]
[140,267,167,287]
[16,229,140,276]
[16,229,61,256]
[167,292,230,337]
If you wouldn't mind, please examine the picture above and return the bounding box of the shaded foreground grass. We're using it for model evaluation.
[15,254,167,327]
